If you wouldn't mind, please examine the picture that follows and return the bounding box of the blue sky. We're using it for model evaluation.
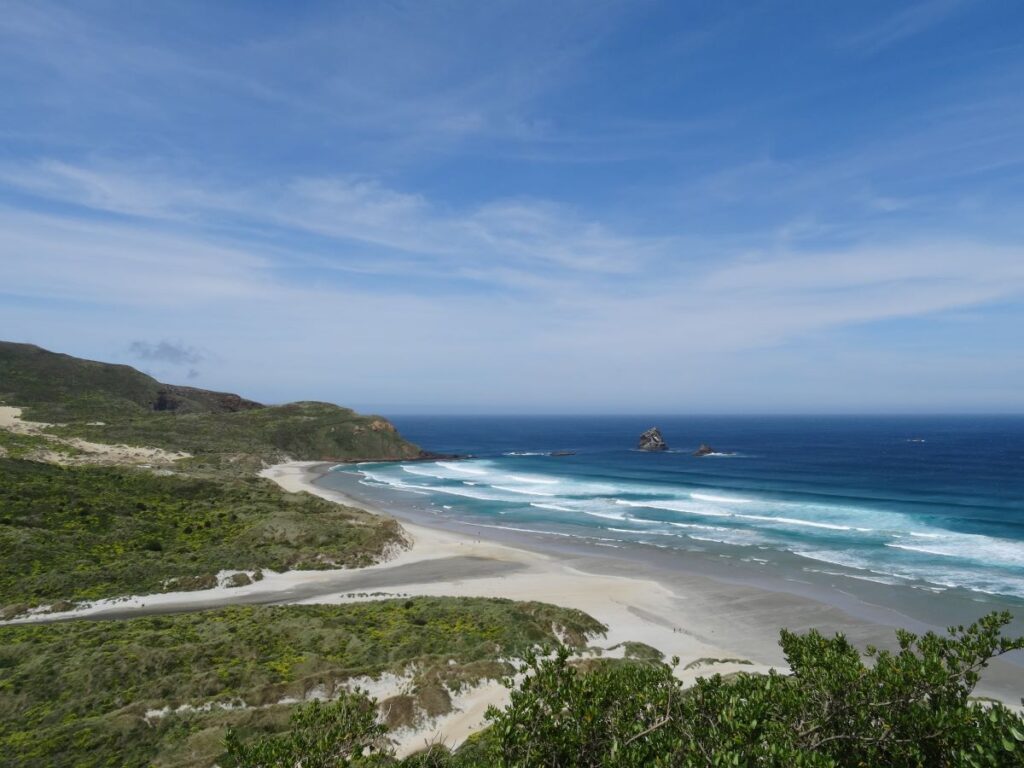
[2,0,1023,413]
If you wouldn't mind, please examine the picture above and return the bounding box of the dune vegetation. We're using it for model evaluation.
[0,457,407,617]
[224,613,1024,768]
[0,599,604,767]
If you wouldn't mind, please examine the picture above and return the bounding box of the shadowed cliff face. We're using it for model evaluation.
[0,340,423,462]
[153,384,263,414]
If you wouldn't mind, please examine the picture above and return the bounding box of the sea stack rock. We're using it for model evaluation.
[693,443,715,457]
[638,427,668,451]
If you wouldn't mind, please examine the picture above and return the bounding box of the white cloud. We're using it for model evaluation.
[842,0,966,54]
[0,208,273,306]
[0,161,670,282]
[3,168,1023,411]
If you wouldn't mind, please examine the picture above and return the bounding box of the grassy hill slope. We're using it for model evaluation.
[0,341,424,463]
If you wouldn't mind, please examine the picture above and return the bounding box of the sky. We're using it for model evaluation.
[2,0,1023,414]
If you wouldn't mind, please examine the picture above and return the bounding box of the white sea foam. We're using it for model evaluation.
[399,464,468,481]
[617,499,868,532]
[356,459,1024,600]
[886,535,1024,568]
[616,499,731,517]
[667,522,731,532]
[529,502,574,512]
[690,493,753,504]
[399,483,512,502]
[606,527,681,538]
[582,509,627,521]
[794,547,1024,598]
[509,474,559,484]
[492,485,558,497]
[437,461,489,475]
[464,522,576,538]
[736,514,867,532]
[792,549,880,573]
[886,543,951,557]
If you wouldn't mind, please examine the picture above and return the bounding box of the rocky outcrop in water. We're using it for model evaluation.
[638,427,668,451]
[693,443,716,457]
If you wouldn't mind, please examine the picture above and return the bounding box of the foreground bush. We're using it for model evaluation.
[224,696,391,768]
[226,612,1024,767]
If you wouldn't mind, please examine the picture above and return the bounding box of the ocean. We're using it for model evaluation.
[317,415,1024,635]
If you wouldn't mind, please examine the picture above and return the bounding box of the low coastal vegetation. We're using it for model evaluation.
[223,612,1024,768]
[0,341,423,618]
[0,599,604,767]
[0,457,404,616]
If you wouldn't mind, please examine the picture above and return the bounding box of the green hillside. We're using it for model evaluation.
[0,341,259,420]
[0,341,424,463]
[0,342,432,616]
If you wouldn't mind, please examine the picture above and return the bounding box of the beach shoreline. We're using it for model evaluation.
[6,459,1020,751]
[300,462,1024,707]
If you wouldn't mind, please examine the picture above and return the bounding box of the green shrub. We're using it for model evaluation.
[224,693,390,768]
[481,611,1024,768]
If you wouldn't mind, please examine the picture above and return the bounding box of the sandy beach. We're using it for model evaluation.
[8,459,1022,753]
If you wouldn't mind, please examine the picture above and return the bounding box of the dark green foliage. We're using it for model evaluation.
[0,341,167,421]
[221,614,1024,767]
[489,650,677,767]
[0,458,403,612]
[224,693,390,768]
[479,611,1024,767]
[0,599,604,768]
[51,401,424,463]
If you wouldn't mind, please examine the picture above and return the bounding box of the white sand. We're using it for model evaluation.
[263,462,771,679]
[260,462,778,754]
[0,405,189,465]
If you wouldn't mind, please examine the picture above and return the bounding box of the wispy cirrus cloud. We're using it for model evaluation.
[3,183,1023,411]
[841,0,968,54]
[0,161,670,282]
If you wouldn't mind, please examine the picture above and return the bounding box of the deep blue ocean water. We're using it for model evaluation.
[326,416,1024,605]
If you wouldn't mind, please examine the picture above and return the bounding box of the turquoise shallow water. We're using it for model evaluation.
[320,415,1024,611]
